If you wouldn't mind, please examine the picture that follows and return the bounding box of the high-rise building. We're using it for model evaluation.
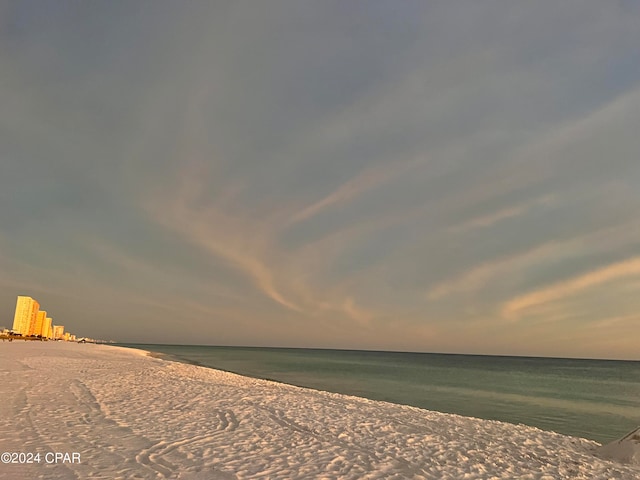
[12,296,39,336]
[44,317,53,339]
[53,325,64,340]
[32,310,47,337]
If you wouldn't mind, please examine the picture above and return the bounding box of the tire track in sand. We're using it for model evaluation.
[135,409,240,477]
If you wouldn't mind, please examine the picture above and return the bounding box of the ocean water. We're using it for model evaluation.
[121,344,640,444]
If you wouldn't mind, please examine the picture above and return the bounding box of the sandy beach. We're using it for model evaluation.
[0,342,638,480]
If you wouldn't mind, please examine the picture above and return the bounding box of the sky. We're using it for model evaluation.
[1,1,640,359]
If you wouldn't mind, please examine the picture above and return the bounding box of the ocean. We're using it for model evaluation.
[120,344,640,444]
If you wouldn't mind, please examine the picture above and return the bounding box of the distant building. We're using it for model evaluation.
[32,310,47,337]
[53,325,65,340]
[43,317,53,339]
[12,296,39,336]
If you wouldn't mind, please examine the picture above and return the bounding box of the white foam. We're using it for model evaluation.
[1,342,638,479]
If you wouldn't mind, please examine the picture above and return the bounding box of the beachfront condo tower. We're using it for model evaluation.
[53,325,64,340]
[12,296,39,336]
[44,317,53,339]
[32,310,47,337]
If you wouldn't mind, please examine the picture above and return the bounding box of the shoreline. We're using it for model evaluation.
[117,343,640,445]
[1,341,638,479]
[133,346,357,398]
[116,342,640,363]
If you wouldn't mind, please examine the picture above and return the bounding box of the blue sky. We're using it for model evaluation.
[1,1,639,359]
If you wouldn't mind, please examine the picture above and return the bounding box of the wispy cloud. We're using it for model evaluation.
[502,257,640,321]
[289,157,423,225]
[447,195,556,234]
[427,212,640,302]
[148,191,302,313]
[589,313,640,329]
[341,296,374,326]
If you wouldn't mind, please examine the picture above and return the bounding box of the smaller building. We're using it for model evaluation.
[32,310,47,337]
[44,318,53,339]
[53,325,65,340]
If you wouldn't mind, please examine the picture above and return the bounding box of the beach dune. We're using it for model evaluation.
[0,342,638,479]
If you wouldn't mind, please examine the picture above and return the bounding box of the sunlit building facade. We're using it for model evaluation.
[8,296,87,342]
[53,325,64,340]
[12,296,39,336]
[44,317,53,339]
[32,310,47,337]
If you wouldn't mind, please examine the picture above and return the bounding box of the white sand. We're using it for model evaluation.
[596,426,640,466]
[0,342,638,480]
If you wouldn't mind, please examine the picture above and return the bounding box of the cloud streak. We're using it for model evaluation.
[289,157,424,225]
[502,257,640,321]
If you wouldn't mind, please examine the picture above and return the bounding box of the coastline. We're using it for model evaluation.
[1,342,637,479]
[117,343,640,445]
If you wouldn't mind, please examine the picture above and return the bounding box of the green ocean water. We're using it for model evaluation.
[120,344,640,444]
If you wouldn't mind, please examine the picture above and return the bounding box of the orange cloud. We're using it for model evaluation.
[426,241,561,300]
[342,296,374,326]
[427,219,640,301]
[502,256,640,320]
